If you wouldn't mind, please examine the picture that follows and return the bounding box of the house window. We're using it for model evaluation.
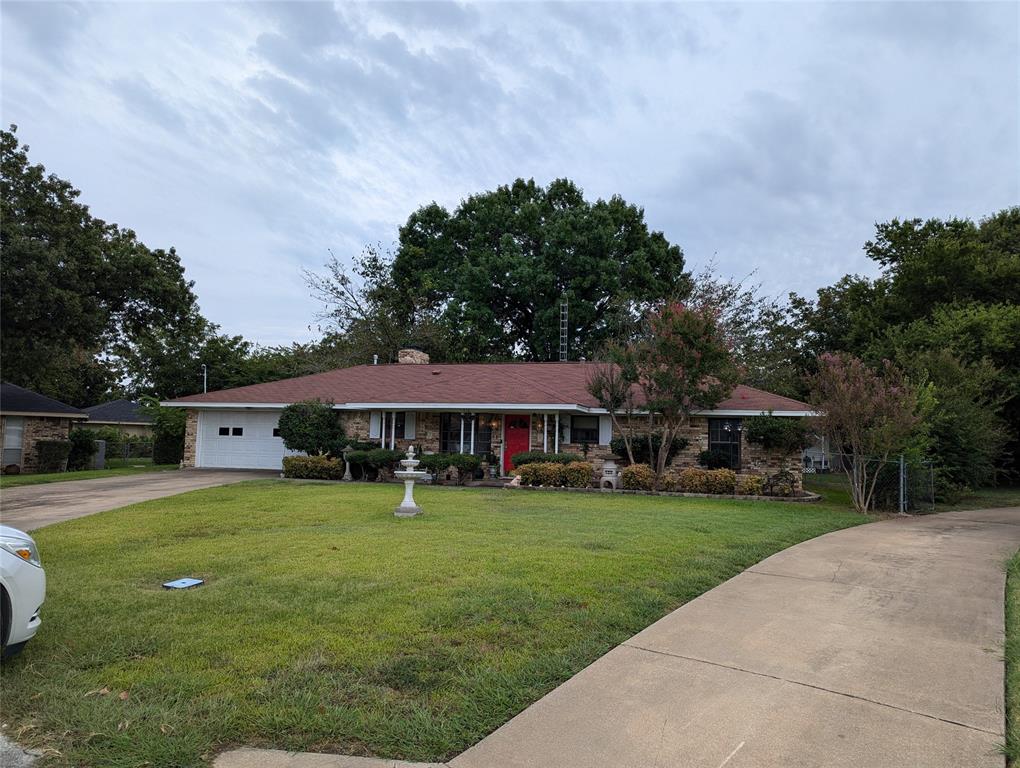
[708,418,742,469]
[571,415,599,444]
[231,427,243,437]
[440,413,462,453]
[218,427,230,436]
[393,412,405,439]
[439,413,495,454]
[3,416,25,467]
[273,428,281,437]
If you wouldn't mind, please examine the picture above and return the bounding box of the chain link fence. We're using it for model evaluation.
[803,451,935,513]
[93,439,154,469]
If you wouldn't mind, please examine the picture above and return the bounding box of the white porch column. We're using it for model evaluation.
[389,411,396,449]
[554,412,559,452]
[459,415,465,453]
[380,411,386,446]
[469,416,475,454]
[542,413,548,452]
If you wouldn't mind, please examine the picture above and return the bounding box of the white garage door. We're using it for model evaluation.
[197,410,297,470]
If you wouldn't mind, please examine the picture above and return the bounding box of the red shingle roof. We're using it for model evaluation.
[166,362,810,413]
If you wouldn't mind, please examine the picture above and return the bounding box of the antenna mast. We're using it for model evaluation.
[559,298,568,362]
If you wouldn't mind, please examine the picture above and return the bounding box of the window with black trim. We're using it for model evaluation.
[571,415,599,444]
[232,427,243,437]
[218,427,229,436]
[708,418,742,469]
[273,428,281,437]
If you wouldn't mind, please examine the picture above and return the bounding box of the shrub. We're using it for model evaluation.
[67,428,98,470]
[698,449,732,469]
[35,440,72,473]
[621,463,655,491]
[763,469,798,497]
[703,468,737,494]
[153,431,184,465]
[744,413,812,454]
[516,462,565,487]
[611,434,689,465]
[562,461,594,488]
[282,455,345,480]
[736,475,764,496]
[366,448,404,470]
[418,453,481,484]
[659,470,681,492]
[278,400,345,456]
[677,468,708,493]
[140,397,186,465]
[511,451,582,467]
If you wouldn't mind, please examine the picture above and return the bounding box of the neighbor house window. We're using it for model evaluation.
[218,427,230,436]
[570,415,599,444]
[273,428,281,437]
[231,427,243,436]
[2,416,25,467]
[708,418,742,469]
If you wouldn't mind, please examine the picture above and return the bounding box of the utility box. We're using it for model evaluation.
[91,439,106,470]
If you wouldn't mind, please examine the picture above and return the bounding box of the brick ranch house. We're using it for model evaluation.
[1,382,88,473]
[164,351,812,485]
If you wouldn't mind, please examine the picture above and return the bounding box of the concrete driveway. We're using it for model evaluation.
[450,507,1020,768]
[0,470,275,531]
[216,507,1020,768]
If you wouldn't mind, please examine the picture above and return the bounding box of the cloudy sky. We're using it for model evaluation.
[2,2,1017,346]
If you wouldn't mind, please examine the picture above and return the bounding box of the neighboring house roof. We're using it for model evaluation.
[0,382,87,418]
[164,362,812,415]
[83,399,153,425]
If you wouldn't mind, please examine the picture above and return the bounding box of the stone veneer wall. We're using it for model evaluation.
[179,407,800,489]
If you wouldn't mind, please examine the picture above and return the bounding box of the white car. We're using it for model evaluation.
[0,525,45,656]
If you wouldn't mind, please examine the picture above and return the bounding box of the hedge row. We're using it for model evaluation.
[282,455,345,480]
[621,465,739,494]
[619,464,776,496]
[515,461,593,488]
[510,451,582,467]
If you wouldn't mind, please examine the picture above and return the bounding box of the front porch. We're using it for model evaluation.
[348,409,613,475]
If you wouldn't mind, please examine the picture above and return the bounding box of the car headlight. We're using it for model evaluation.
[0,534,41,568]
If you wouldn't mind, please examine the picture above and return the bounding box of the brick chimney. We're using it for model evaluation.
[397,348,430,365]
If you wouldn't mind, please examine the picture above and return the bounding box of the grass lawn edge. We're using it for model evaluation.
[1006,548,1020,765]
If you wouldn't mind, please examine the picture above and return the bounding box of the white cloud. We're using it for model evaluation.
[2,1,1016,343]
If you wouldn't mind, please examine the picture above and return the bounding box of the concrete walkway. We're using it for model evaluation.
[0,469,275,531]
[215,508,1020,768]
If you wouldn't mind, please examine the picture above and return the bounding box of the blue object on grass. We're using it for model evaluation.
[163,577,204,590]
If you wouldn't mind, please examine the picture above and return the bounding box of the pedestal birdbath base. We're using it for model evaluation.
[393,445,427,517]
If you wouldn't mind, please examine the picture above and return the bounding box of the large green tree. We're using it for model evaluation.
[389,178,689,361]
[1,126,198,405]
[777,207,1020,481]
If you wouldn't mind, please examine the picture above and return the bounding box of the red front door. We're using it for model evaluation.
[503,415,531,473]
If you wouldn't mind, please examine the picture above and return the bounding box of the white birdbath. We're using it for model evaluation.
[393,445,427,517]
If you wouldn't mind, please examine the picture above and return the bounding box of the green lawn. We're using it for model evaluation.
[0,462,177,488]
[0,482,865,767]
[1007,549,1020,766]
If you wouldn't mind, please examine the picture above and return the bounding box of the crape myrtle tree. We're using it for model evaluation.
[585,349,639,464]
[603,303,738,483]
[808,353,925,513]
